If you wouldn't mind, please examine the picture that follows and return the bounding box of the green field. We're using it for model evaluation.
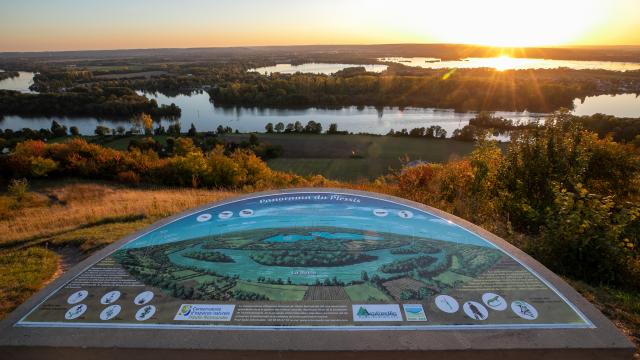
[231,281,308,301]
[344,283,392,301]
[98,135,171,150]
[433,270,473,287]
[79,133,497,181]
[234,134,491,181]
[268,158,384,181]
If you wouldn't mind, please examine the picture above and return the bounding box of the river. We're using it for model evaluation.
[379,57,640,72]
[1,71,638,136]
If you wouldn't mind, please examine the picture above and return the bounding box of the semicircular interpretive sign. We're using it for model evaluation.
[17,190,593,330]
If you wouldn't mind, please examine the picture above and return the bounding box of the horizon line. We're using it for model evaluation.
[2,42,640,55]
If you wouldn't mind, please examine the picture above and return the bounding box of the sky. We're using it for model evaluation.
[1,0,639,52]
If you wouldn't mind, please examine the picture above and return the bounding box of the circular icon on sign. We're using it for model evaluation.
[135,305,156,321]
[482,292,507,311]
[67,290,88,304]
[134,291,154,305]
[100,290,121,305]
[65,304,87,320]
[397,210,414,219]
[435,295,459,313]
[218,211,233,219]
[196,213,212,222]
[100,304,121,320]
[239,209,254,217]
[463,301,489,321]
[373,209,388,217]
[511,300,538,320]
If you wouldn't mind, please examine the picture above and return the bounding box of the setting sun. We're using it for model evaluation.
[1,0,639,51]
[488,56,519,71]
[398,0,612,47]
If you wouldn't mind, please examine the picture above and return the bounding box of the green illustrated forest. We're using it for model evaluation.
[113,227,504,302]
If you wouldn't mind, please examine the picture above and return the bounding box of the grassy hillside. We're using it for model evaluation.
[0,179,637,355]
[0,179,235,249]
[0,180,235,319]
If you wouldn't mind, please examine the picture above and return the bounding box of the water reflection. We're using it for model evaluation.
[249,63,388,75]
[380,57,640,72]
[573,93,640,118]
[1,72,639,136]
[0,71,36,93]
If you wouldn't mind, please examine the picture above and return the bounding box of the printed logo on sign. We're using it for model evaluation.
[402,304,427,321]
[352,304,402,322]
[178,304,193,317]
[174,304,235,321]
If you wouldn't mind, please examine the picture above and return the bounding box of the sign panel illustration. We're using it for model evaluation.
[17,191,591,329]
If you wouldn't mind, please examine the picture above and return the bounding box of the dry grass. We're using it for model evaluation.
[0,180,237,320]
[47,219,153,253]
[0,247,58,319]
[0,181,236,248]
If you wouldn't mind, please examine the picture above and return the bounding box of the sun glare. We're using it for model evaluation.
[491,55,516,71]
[471,56,544,71]
[398,0,610,47]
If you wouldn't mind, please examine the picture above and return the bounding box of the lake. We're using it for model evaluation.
[573,93,640,118]
[249,62,388,75]
[1,72,639,135]
[0,71,36,93]
[379,57,640,72]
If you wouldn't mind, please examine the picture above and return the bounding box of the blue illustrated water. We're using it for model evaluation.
[264,232,383,243]
[119,192,495,284]
[123,192,493,250]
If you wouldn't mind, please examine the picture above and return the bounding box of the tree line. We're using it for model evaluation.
[208,66,639,112]
[0,87,180,118]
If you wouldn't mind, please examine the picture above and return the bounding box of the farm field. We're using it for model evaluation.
[382,277,429,301]
[232,281,308,301]
[344,283,391,301]
[303,286,349,300]
[231,134,488,180]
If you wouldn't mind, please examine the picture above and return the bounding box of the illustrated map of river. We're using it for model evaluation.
[18,191,592,330]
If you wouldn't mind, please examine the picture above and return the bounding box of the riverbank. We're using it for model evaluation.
[2,72,639,137]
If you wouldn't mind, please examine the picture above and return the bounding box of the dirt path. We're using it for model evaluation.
[45,247,86,285]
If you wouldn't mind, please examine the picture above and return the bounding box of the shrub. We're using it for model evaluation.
[534,185,640,288]
[8,178,29,202]
[206,145,243,187]
[173,137,198,156]
[116,170,141,184]
[14,140,46,158]
[163,152,208,187]
[29,157,58,177]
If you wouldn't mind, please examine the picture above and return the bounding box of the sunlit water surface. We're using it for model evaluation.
[1,72,638,136]
[379,57,640,72]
